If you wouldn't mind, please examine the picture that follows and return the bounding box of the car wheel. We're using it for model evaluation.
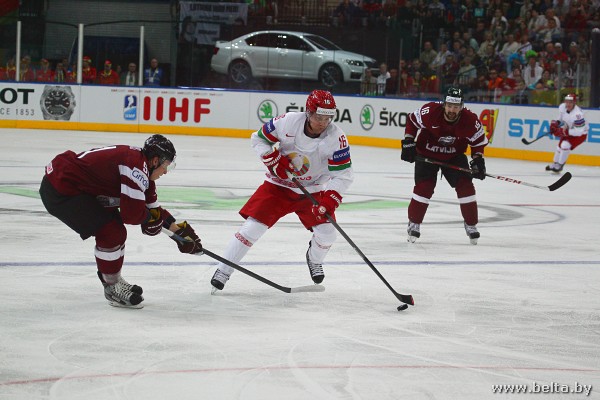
[318,64,343,88]
[228,60,252,85]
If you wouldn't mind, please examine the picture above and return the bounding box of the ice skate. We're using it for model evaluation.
[101,277,144,308]
[97,271,143,295]
[306,242,324,284]
[545,163,563,173]
[407,221,420,243]
[464,222,480,245]
[211,269,231,293]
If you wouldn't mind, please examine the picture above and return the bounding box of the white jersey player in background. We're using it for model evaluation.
[210,90,354,291]
[546,93,589,173]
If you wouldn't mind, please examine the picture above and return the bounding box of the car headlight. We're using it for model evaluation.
[344,59,365,67]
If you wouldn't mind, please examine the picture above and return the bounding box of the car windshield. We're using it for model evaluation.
[304,34,342,50]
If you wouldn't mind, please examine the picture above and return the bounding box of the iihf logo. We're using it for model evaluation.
[123,95,137,120]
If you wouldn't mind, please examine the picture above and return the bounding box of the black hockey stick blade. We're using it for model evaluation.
[548,171,572,191]
[162,228,325,294]
[289,175,414,307]
[521,133,549,145]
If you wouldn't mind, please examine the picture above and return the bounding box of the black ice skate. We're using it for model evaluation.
[306,242,324,284]
[464,222,480,245]
[407,221,421,243]
[211,269,231,292]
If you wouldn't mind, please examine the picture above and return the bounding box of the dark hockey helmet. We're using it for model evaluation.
[306,90,336,117]
[444,87,464,107]
[143,134,176,170]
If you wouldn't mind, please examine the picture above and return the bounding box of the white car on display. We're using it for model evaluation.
[210,30,376,87]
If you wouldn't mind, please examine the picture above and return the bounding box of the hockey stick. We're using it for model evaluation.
[416,156,572,192]
[289,174,414,310]
[521,133,550,145]
[162,228,325,294]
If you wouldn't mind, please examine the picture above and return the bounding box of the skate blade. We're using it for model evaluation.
[469,237,479,245]
[108,300,144,309]
[407,236,418,243]
[211,286,221,295]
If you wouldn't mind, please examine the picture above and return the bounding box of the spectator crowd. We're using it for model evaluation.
[351,0,595,104]
[0,55,165,87]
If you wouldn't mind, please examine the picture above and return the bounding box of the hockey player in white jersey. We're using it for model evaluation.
[210,90,354,291]
[546,93,588,172]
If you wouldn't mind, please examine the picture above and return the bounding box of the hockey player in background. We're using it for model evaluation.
[39,134,203,309]
[210,90,354,291]
[400,87,488,245]
[546,93,589,173]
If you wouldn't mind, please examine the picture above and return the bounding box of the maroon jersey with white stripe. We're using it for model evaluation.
[44,145,154,225]
[406,102,488,160]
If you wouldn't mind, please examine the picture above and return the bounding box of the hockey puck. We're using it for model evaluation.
[397,304,408,311]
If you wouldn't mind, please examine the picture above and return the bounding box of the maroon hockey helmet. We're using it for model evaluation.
[564,93,577,103]
[306,90,336,117]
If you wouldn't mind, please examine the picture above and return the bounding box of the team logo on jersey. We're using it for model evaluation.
[287,152,310,176]
[438,136,456,146]
[360,105,375,130]
[257,100,278,124]
[123,95,137,121]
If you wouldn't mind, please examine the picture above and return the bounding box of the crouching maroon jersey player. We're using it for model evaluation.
[39,134,203,309]
[400,87,489,245]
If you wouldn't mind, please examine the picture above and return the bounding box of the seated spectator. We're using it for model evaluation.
[19,57,35,82]
[122,62,138,86]
[499,33,519,62]
[534,69,555,90]
[397,69,413,96]
[36,59,54,82]
[523,54,543,88]
[0,57,16,81]
[538,17,563,45]
[96,60,120,85]
[53,62,68,83]
[440,53,459,91]
[456,56,478,89]
[81,56,97,84]
[360,68,377,96]
[430,42,452,71]
[551,42,568,62]
[144,58,163,87]
[376,62,390,96]
[385,68,399,95]
[419,41,437,69]
[333,0,359,27]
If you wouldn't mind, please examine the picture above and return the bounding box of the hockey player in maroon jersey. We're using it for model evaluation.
[401,87,489,245]
[39,135,203,308]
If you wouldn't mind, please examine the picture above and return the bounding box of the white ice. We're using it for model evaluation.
[0,129,599,400]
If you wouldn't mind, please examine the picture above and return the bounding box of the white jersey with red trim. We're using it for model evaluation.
[251,112,354,195]
[557,103,588,137]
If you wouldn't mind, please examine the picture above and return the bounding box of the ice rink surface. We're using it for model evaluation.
[1,129,599,400]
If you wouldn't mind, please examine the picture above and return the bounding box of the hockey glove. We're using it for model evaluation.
[171,221,203,254]
[312,190,342,222]
[141,207,174,236]
[550,120,567,137]
[262,149,294,179]
[469,154,486,180]
[401,137,416,163]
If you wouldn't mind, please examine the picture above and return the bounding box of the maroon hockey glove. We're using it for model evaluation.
[312,190,342,221]
[172,221,203,254]
[262,149,294,179]
[550,120,567,137]
[141,207,174,236]
[401,137,416,163]
[469,154,486,180]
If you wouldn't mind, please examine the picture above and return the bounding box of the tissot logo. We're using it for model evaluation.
[258,100,277,123]
[360,105,374,130]
[0,88,34,104]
